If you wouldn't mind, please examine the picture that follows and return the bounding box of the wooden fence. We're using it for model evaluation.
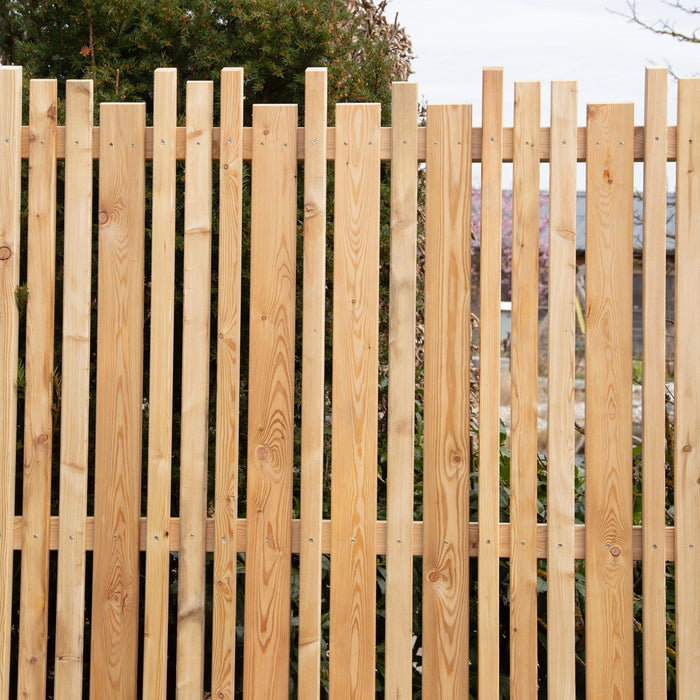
[0,64,698,698]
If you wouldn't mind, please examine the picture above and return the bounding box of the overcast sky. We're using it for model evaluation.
[388,0,698,122]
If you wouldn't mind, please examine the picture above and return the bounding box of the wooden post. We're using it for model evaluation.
[90,102,146,700]
[18,78,57,700]
[329,103,381,698]
[54,78,94,700]
[212,66,244,700]
[546,79,577,700]
[422,104,472,697]
[585,102,634,700]
[143,67,177,700]
[242,103,298,699]
[298,67,327,700]
[176,80,213,700]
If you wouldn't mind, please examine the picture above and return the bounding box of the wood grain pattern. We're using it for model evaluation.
[142,67,177,700]
[212,67,244,700]
[298,67,327,700]
[546,80,577,700]
[509,82,540,700]
[54,79,93,700]
[477,66,503,700]
[242,104,297,700]
[385,80,418,700]
[585,102,634,700]
[0,65,22,700]
[90,102,146,700]
[422,104,472,697]
[17,79,57,700]
[674,77,700,698]
[329,103,381,699]
[176,81,213,700]
[641,67,668,698]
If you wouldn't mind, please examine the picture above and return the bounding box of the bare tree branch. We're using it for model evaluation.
[612,0,700,43]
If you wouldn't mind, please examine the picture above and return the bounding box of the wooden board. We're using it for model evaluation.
[142,67,177,700]
[54,79,94,700]
[242,104,298,699]
[585,102,634,699]
[176,81,213,700]
[422,104,472,697]
[212,67,244,700]
[546,80,577,700]
[0,65,22,700]
[477,66,503,700]
[674,77,700,698]
[329,103,381,698]
[385,80,418,700]
[17,78,58,700]
[298,67,327,700]
[89,102,146,700]
[641,67,668,698]
[509,81,540,700]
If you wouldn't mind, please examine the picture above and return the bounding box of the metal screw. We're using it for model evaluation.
[308,538,313,543]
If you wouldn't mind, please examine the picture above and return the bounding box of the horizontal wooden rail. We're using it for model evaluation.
[12,516,676,560]
[20,124,678,162]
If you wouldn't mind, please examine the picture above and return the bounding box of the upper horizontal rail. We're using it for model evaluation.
[20,124,677,162]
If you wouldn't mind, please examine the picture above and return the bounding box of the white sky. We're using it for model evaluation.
[387,0,699,188]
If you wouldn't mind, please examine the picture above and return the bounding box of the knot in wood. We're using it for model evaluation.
[36,433,48,444]
[256,446,269,461]
[610,546,621,557]
[98,210,109,225]
[0,246,11,261]
[427,571,440,583]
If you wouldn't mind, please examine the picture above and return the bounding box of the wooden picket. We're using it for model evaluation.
[0,66,696,699]
[54,79,94,700]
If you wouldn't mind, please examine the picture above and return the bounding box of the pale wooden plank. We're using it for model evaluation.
[89,102,146,700]
[298,67,327,700]
[329,103,381,699]
[212,67,244,700]
[585,102,635,699]
[641,67,668,699]
[142,67,177,700]
[477,66,503,700]
[674,77,700,698]
[54,79,93,700]
[17,78,58,700]
[242,104,298,699]
[17,123,683,163]
[546,80,577,700]
[509,81,540,700]
[176,81,213,700]
[422,104,472,697]
[384,80,418,700]
[0,65,22,700]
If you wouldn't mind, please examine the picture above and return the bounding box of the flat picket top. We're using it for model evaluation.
[18,123,679,161]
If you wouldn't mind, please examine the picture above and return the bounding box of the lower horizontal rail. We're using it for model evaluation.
[11,517,675,561]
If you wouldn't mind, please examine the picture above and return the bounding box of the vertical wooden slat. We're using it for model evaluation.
[17,78,57,700]
[0,65,22,700]
[422,104,472,697]
[585,102,634,700]
[176,81,213,700]
[54,79,93,700]
[546,79,577,700]
[477,66,503,700]
[641,66,668,698]
[143,67,177,700]
[90,102,146,699]
[298,67,327,700]
[329,103,381,699]
[385,80,418,700]
[674,77,700,698]
[212,66,244,700]
[509,81,540,700]
[242,104,297,700]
